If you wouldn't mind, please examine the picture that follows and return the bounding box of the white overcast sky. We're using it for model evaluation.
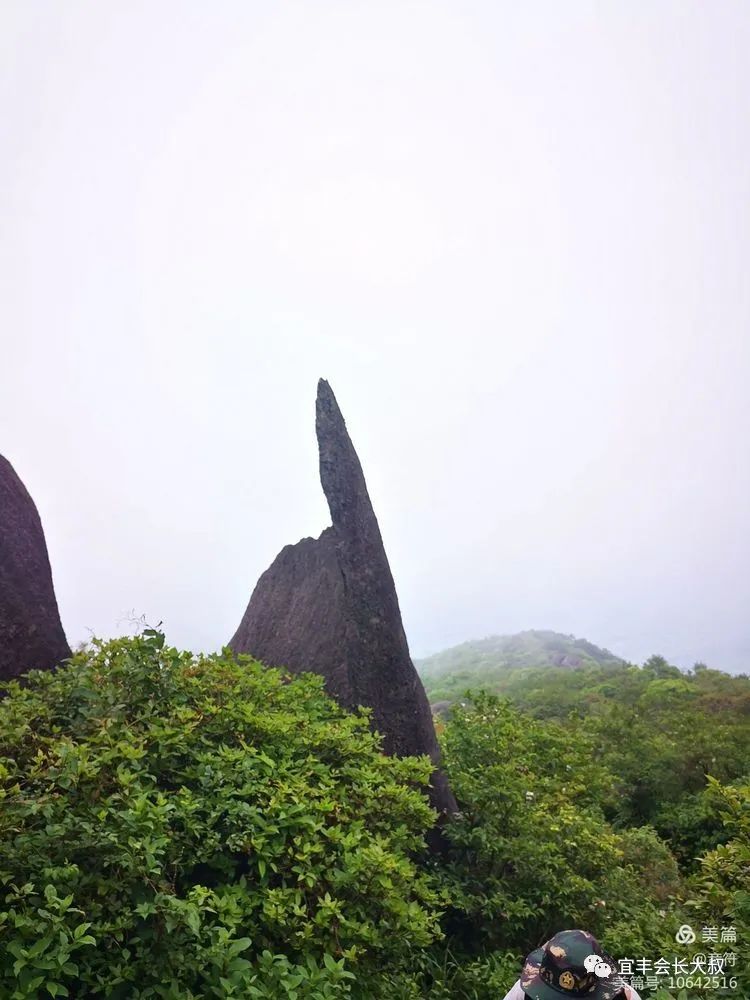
[2,2,749,671]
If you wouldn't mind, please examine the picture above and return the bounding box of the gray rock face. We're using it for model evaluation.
[230,380,456,818]
[0,455,70,682]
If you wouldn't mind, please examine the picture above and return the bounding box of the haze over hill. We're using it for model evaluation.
[417,629,626,678]
[416,628,749,708]
[3,4,749,674]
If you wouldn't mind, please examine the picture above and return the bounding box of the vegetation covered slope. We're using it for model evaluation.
[422,634,750,863]
[417,630,625,705]
[1,632,748,999]
[0,632,439,999]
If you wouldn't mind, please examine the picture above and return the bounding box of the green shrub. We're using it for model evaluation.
[2,636,740,999]
[652,789,730,871]
[687,777,749,996]
[0,632,442,998]
[436,694,680,961]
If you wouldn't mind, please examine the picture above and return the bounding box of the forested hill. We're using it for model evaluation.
[418,628,750,873]
[3,632,750,996]
[417,629,750,720]
[417,629,625,705]
[418,629,624,676]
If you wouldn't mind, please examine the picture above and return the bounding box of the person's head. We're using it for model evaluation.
[525,993,627,1000]
[519,929,627,1000]
[525,992,627,1000]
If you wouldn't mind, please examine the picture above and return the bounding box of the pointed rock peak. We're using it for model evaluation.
[230,382,457,821]
[316,376,335,404]
[315,379,374,537]
[0,454,71,682]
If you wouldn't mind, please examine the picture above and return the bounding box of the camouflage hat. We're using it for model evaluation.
[520,929,626,1000]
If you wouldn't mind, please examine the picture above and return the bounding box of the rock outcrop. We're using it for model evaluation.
[230,380,456,818]
[0,454,70,681]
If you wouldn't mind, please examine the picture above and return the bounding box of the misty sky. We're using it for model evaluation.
[2,3,749,672]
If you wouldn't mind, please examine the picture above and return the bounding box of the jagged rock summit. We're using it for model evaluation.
[0,454,70,681]
[230,379,456,817]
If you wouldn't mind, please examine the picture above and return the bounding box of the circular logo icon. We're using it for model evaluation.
[594,961,612,978]
[559,971,576,991]
[583,955,599,973]
[676,924,696,944]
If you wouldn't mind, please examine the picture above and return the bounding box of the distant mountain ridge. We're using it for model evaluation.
[416,629,626,679]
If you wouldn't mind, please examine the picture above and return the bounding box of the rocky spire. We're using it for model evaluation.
[230,380,456,818]
[0,455,71,682]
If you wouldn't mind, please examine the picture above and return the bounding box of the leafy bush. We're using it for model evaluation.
[436,694,680,962]
[422,643,750,841]
[687,777,749,995]
[2,634,743,999]
[0,633,442,998]
[652,789,730,871]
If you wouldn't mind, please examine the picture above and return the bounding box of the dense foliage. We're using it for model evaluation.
[439,695,678,958]
[1,632,747,998]
[0,632,440,998]
[422,639,750,870]
[686,777,750,996]
[422,638,750,998]
[417,630,626,696]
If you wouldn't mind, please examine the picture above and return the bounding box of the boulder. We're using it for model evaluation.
[230,380,456,818]
[0,455,70,681]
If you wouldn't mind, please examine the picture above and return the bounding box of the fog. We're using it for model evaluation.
[2,2,749,671]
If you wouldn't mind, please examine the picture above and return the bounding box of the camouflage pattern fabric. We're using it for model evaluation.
[520,929,628,1000]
